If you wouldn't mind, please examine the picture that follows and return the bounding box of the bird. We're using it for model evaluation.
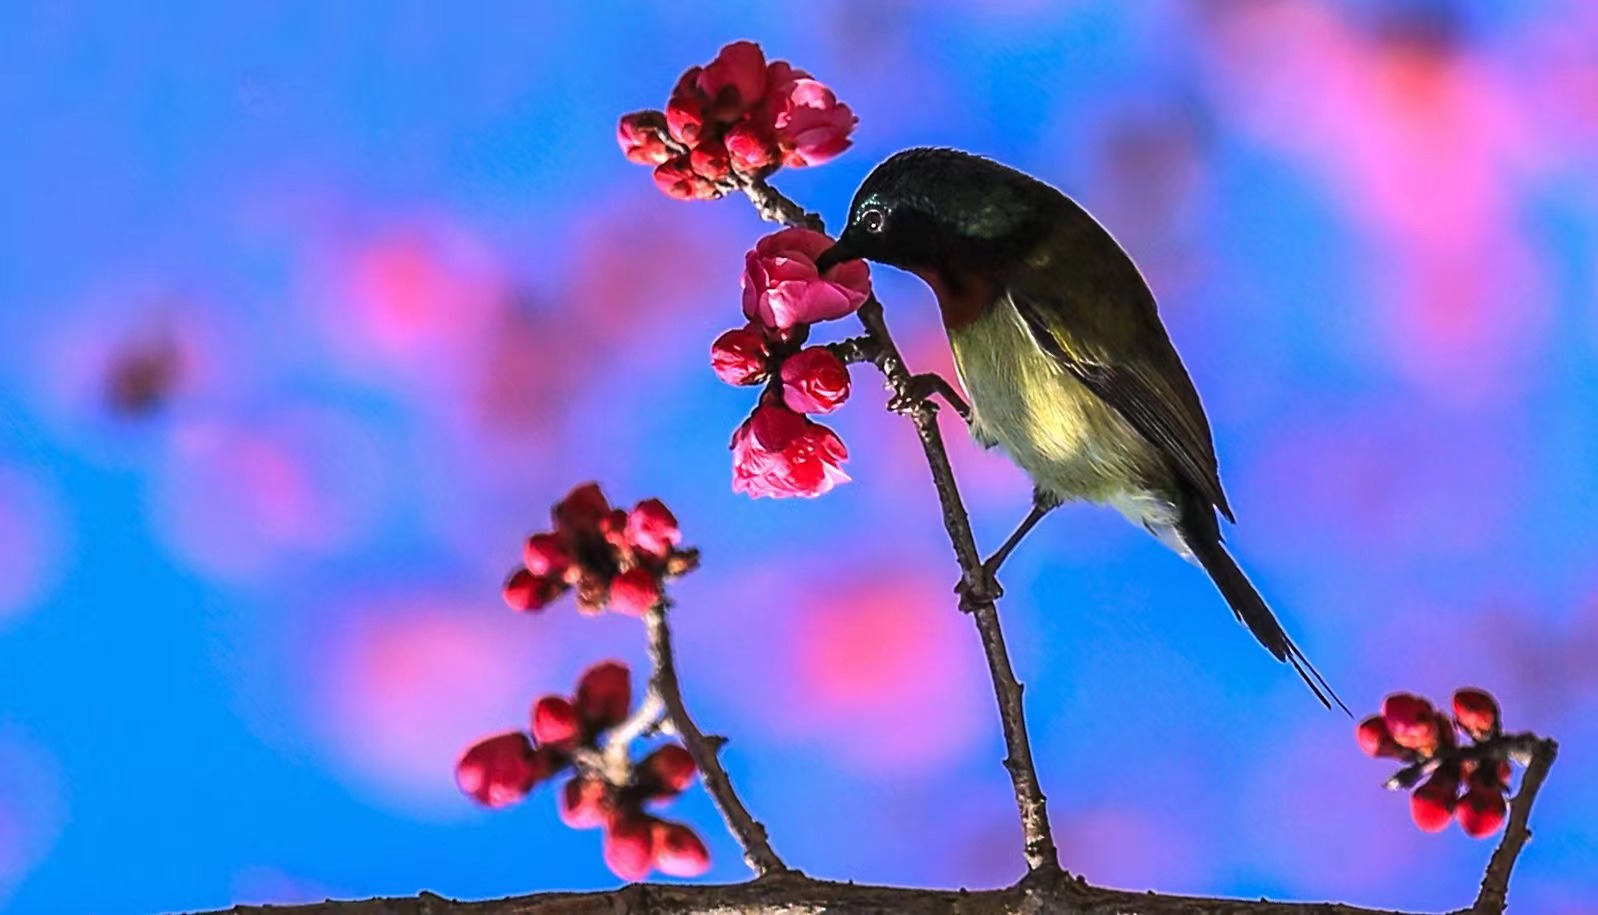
[814,147,1345,711]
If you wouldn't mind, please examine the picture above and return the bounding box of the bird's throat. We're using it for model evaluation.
[911,265,998,331]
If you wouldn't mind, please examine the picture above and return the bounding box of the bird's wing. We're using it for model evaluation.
[1004,209,1234,522]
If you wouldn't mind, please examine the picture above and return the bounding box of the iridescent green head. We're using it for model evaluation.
[816,147,1059,274]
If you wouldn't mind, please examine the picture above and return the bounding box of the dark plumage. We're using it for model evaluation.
[817,147,1344,711]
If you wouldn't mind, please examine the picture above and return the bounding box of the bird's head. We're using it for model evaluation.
[815,147,1055,276]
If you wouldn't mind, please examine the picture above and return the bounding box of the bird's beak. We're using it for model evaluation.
[814,233,862,274]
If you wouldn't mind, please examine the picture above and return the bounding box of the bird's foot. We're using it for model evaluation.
[956,562,1004,611]
[888,372,972,423]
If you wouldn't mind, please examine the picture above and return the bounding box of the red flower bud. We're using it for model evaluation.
[665,67,707,147]
[1409,769,1459,833]
[531,695,580,749]
[502,567,563,612]
[640,744,697,797]
[780,346,851,414]
[456,732,542,808]
[603,813,658,882]
[576,661,632,731]
[617,110,673,166]
[522,533,570,578]
[696,40,768,123]
[1453,687,1500,740]
[553,482,610,535]
[652,819,711,878]
[598,508,631,551]
[653,155,723,201]
[730,403,850,499]
[1356,714,1405,759]
[609,567,663,617]
[725,120,779,173]
[710,324,771,386]
[689,139,732,183]
[1456,783,1508,838]
[559,776,612,830]
[625,499,681,559]
[1383,693,1439,755]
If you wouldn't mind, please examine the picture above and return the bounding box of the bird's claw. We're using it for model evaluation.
[888,372,971,422]
[956,564,1003,611]
[887,373,939,416]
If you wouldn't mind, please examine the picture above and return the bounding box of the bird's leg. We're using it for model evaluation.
[985,492,1060,576]
[888,372,971,424]
[957,489,1061,611]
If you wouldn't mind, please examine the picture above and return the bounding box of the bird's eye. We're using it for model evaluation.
[860,207,886,234]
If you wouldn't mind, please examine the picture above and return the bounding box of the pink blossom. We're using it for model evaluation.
[653,156,721,201]
[575,661,632,731]
[639,745,697,797]
[695,40,767,123]
[725,120,779,173]
[531,696,580,750]
[780,346,851,414]
[741,227,871,332]
[651,819,711,877]
[616,111,672,166]
[455,732,543,808]
[552,482,610,536]
[624,499,681,559]
[688,139,731,183]
[522,532,569,578]
[559,776,610,829]
[664,67,707,146]
[709,324,770,386]
[730,403,850,499]
[502,567,563,612]
[603,813,657,881]
[767,65,856,167]
[608,568,662,616]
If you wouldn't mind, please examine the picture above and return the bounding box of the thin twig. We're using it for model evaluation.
[599,692,666,784]
[644,603,788,877]
[824,333,883,367]
[1470,738,1559,914]
[737,174,1060,873]
[1383,732,1547,791]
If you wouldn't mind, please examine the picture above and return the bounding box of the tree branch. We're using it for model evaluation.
[644,603,788,877]
[1470,738,1558,914]
[736,174,1060,873]
[202,870,1424,915]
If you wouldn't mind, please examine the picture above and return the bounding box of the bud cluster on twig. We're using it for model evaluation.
[502,483,697,616]
[457,661,710,880]
[1358,687,1526,838]
[617,41,857,200]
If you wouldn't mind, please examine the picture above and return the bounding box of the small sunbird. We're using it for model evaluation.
[815,147,1345,711]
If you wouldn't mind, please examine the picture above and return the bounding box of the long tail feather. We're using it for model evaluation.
[1178,493,1348,713]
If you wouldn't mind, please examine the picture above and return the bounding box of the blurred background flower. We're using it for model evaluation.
[1,1,1595,912]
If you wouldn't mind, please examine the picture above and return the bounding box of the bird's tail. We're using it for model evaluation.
[1178,494,1348,713]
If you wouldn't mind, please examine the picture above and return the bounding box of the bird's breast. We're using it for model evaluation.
[948,298,1162,503]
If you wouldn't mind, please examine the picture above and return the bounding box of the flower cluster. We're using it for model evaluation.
[1358,688,1514,838]
[709,228,871,499]
[617,41,858,200]
[456,661,710,880]
[502,483,697,616]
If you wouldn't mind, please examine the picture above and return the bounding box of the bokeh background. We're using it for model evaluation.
[4,1,1598,912]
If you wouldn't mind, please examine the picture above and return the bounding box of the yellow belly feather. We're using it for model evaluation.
[949,299,1163,504]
